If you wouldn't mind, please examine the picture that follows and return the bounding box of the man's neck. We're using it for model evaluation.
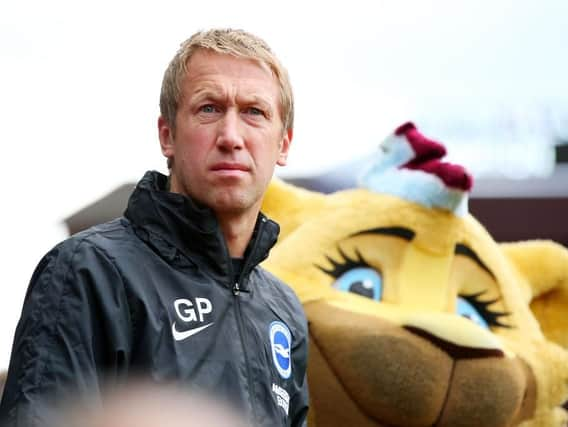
[217,211,259,258]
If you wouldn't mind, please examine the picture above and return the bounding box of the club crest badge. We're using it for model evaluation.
[269,321,292,379]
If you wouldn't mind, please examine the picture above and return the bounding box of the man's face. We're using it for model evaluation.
[159,50,291,218]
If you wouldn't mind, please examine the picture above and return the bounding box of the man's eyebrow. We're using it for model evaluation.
[238,94,273,107]
[454,243,495,279]
[188,89,274,110]
[190,86,225,101]
[349,226,416,241]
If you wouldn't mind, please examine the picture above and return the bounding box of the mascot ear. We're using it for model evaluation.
[501,240,568,349]
[262,178,328,240]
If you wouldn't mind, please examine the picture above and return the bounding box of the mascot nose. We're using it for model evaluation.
[404,325,504,359]
[307,302,536,427]
[400,311,511,358]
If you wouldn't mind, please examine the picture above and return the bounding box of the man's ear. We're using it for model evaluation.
[158,116,175,160]
[276,128,293,166]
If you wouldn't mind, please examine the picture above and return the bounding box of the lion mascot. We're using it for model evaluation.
[262,122,568,427]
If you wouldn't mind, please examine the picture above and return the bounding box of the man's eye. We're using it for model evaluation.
[244,107,264,116]
[199,105,218,113]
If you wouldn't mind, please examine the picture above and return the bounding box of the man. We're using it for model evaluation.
[0,28,309,427]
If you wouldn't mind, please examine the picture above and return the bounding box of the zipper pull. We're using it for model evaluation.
[233,282,240,296]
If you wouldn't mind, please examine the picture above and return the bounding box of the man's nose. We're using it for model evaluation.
[216,109,244,150]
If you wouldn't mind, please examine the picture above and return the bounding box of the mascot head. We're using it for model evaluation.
[262,123,568,427]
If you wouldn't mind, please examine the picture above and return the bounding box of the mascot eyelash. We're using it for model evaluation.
[316,247,372,278]
[459,291,512,329]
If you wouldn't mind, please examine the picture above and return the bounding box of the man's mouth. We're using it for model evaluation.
[211,162,249,171]
[210,162,250,177]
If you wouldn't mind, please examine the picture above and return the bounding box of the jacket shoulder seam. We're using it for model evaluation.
[34,228,128,398]
[23,232,101,403]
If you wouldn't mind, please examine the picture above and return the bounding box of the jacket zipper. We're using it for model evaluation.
[230,217,266,424]
[233,284,258,423]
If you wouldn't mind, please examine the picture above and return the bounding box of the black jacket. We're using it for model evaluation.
[0,171,309,426]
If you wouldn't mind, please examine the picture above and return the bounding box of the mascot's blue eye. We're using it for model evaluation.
[332,267,383,300]
[317,247,383,301]
[456,291,511,330]
[456,296,490,329]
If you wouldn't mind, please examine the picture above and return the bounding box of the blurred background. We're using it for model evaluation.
[1,0,567,369]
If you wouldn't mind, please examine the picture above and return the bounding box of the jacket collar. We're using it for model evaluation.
[124,171,280,283]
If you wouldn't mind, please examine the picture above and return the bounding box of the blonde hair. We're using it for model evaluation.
[160,28,294,133]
